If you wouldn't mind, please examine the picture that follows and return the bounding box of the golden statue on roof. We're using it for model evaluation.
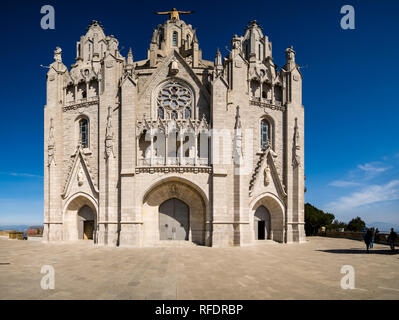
[154,8,194,21]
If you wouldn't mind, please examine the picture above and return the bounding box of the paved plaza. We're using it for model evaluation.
[0,237,398,300]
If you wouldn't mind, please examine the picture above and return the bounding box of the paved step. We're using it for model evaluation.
[148,240,198,248]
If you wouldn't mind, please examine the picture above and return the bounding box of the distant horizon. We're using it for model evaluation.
[0,0,398,226]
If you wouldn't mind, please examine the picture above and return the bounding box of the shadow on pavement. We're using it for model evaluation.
[317,249,398,255]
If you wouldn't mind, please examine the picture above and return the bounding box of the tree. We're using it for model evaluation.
[305,203,335,236]
[328,219,347,231]
[346,216,366,232]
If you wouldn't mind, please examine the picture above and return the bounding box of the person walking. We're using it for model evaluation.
[370,227,375,249]
[364,228,372,253]
[387,228,397,252]
[374,228,379,243]
[362,227,366,240]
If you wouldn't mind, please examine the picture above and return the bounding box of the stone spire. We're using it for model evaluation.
[214,48,223,75]
[193,30,199,44]
[127,48,133,65]
[215,48,222,66]
[125,48,134,75]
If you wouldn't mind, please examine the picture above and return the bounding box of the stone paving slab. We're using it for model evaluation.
[0,237,398,300]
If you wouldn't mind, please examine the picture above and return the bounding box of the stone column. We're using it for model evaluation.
[150,130,154,166]
[164,133,168,165]
[179,133,184,165]
[194,131,198,166]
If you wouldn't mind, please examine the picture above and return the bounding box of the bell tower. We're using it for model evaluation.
[148,15,202,67]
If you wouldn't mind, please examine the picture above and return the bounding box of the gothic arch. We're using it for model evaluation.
[258,114,275,150]
[74,114,90,148]
[250,192,285,243]
[141,177,208,245]
[63,192,98,242]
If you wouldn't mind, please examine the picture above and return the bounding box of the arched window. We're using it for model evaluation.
[172,31,178,47]
[274,86,282,102]
[262,91,267,99]
[171,110,178,119]
[186,34,191,48]
[158,29,164,49]
[79,118,89,148]
[184,107,191,119]
[158,107,164,119]
[251,80,260,97]
[260,119,270,150]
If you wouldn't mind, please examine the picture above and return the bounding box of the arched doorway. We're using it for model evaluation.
[254,206,271,240]
[78,205,95,240]
[251,193,285,243]
[159,198,189,240]
[142,179,207,245]
[63,194,98,242]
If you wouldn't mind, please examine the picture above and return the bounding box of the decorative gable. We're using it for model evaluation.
[249,148,286,200]
[61,146,99,200]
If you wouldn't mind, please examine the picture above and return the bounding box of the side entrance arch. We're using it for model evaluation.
[63,194,98,242]
[251,193,285,243]
[254,206,271,240]
[159,198,189,240]
[78,205,95,240]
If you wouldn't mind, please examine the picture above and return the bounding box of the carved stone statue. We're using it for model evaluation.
[47,118,55,166]
[105,107,114,159]
[54,47,62,63]
[170,58,179,75]
[264,165,271,186]
[286,46,296,63]
[233,106,243,165]
[154,8,194,21]
[77,165,84,186]
[231,35,241,50]
[293,118,301,167]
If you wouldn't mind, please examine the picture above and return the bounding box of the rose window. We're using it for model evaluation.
[157,82,192,116]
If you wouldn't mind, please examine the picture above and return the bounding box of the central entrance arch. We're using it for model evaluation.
[159,198,189,240]
[142,178,208,245]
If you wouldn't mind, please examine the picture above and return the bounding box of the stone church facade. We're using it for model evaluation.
[43,16,305,247]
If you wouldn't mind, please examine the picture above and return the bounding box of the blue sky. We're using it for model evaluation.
[0,0,398,225]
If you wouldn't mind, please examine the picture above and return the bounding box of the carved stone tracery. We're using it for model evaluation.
[47,118,55,167]
[157,81,193,119]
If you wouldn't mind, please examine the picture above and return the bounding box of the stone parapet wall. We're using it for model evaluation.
[322,230,399,245]
[9,231,24,240]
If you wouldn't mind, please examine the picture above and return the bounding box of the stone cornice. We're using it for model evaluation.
[62,98,98,112]
[135,166,212,174]
[249,99,286,112]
